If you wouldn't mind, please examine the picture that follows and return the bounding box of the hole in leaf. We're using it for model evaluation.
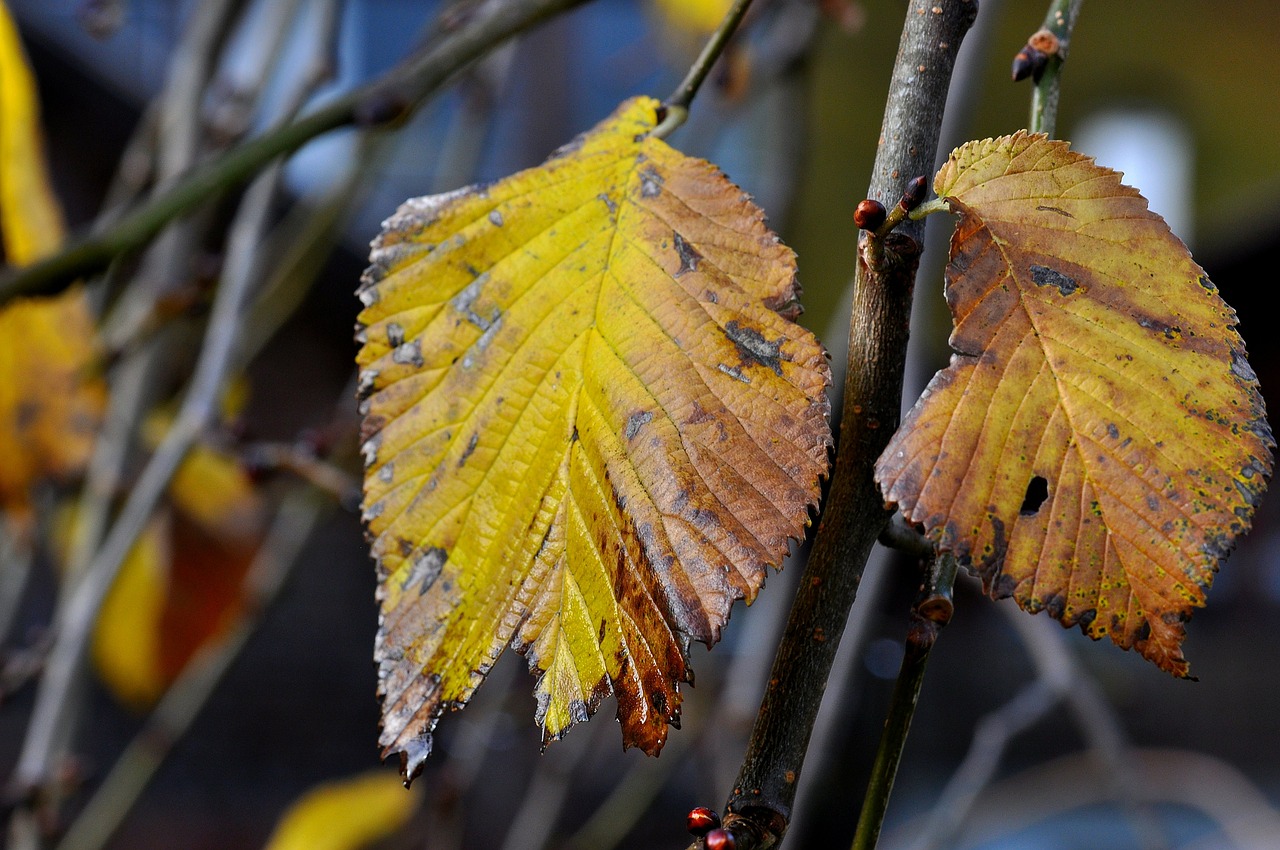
[1020,476,1049,516]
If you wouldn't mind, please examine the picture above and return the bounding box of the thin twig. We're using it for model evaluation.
[889,677,1061,850]
[708,4,978,847]
[652,0,756,139]
[565,734,692,850]
[240,442,360,506]
[1003,610,1167,850]
[850,555,956,850]
[498,721,599,850]
[52,492,330,850]
[880,597,1168,850]
[935,749,1280,850]
[1022,0,1083,136]
[101,0,246,343]
[204,0,308,142]
[9,160,282,812]
[0,0,593,306]
[6,24,348,825]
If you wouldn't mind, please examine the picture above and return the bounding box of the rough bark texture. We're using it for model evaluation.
[711,2,979,847]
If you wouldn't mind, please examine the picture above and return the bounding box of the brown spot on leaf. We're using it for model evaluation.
[1030,264,1078,295]
[673,231,702,277]
[724,320,783,376]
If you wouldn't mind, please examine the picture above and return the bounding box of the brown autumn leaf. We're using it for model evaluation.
[876,132,1273,676]
[85,429,267,707]
[356,96,830,779]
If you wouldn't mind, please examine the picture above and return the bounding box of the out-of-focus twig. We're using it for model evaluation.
[889,677,1059,850]
[205,0,308,142]
[53,491,331,850]
[8,3,354,816]
[0,0,594,306]
[939,748,1280,850]
[10,158,284,830]
[1004,609,1167,850]
[498,719,600,850]
[881,597,1168,850]
[240,441,359,507]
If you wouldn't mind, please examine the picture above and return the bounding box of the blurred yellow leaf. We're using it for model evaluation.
[169,442,262,537]
[0,289,104,516]
[92,514,170,707]
[652,0,732,35]
[0,0,63,265]
[0,1,103,519]
[263,772,418,850]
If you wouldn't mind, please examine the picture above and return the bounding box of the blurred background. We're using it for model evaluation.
[3,0,1280,848]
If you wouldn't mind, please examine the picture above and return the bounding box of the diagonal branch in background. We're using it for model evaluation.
[0,0,593,307]
[703,3,979,848]
[52,492,333,850]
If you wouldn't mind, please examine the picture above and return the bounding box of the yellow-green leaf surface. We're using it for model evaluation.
[0,0,102,519]
[876,133,1272,676]
[263,771,419,850]
[357,96,830,776]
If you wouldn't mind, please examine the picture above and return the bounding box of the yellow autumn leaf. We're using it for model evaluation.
[262,771,419,850]
[876,132,1273,676]
[92,513,171,708]
[357,96,830,778]
[0,289,104,515]
[0,0,63,265]
[0,1,103,519]
[652,0,732,35]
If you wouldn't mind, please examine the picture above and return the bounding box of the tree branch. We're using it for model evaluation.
[52,493,330,850]
[851,555,957,850]
[706,3,979,847]
[653,0,756,138]
[0,0,592,307]
[1018,0,1083,136]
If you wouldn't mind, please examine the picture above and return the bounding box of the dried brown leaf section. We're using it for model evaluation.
[356,97,830,779]
[877,132,1272,675]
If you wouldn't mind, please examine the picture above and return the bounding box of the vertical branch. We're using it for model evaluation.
[850,555,957,850]
[1017,0,1083,136]
[709,3,979,848]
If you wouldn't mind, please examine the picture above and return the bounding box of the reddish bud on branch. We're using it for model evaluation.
[854,199,887,232]
[1012,29,1057,83]
[899,176,928,212]
[704,828,738,850]
[687,807,722,836]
